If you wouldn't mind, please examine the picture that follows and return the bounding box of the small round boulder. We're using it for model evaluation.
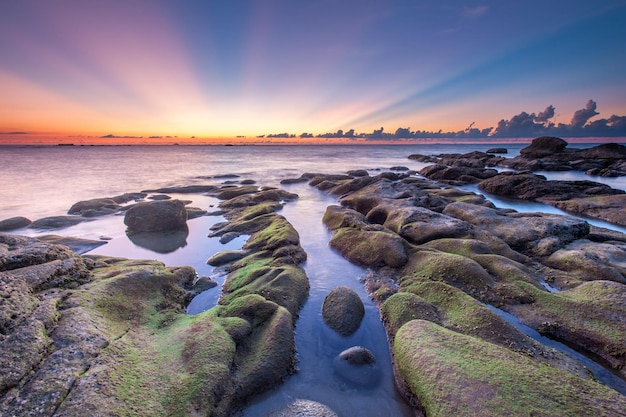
[124,199,188,233]
[322,286,365,336]
[268,399,339,417]
[333,346,380,386]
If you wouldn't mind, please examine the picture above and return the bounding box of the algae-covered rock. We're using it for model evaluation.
[381,292,441,339]
[394,320,626,417]
[329,227,408,268]
[506,280,626,377]
[400,249,495,299]
[322,286,365,336]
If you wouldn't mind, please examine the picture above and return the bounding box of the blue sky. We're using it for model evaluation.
[1,0,625,141]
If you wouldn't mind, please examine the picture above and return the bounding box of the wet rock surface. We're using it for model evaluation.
[415,137,626,226]
[3,149,626,416]
[308,168,626,415]
[124,199,188,233]
[322,286,365,336]
[0,182,310,417]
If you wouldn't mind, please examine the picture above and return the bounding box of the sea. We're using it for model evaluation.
[1,143,625,415]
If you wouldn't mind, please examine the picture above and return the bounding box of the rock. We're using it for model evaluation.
[549,194,626,227]
[193,275,218,291]
[346,169,369,177]
[545,239,626,283]
[207,250,249,266]
[443,202,590,256]
[29,215,92,230]
[328,227,408,268]
[268,399,339,417]
[186,206,207,219]
[506,280,626,378]
[68,198,122,216]
[322,286,365,336]
[337,345,376,365]
[382,206,473,245]
[35,235,107,254]
[478,171,622,201]
[0,216,31,231]
[333,346,380,386]
[579,142,626,159]
[519,136,568,158]
[486,147,508,154]
[148,194,171,200]
[394,320,626,417]
[143,185,217,193]
[124,199,188,233]
[419,164,497,184]
[0,233,75,271]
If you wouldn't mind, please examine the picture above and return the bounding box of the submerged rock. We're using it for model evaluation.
[268,399,339,417]
[333,346,380,386]
[29,215,92,230]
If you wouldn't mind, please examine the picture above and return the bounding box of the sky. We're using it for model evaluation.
[1,0,626,144]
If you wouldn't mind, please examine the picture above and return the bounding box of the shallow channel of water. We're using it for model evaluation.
[240,182,414,416]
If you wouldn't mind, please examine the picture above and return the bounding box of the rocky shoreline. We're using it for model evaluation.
[1,137,626,416]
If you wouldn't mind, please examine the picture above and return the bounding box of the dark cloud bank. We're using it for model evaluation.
[267,100,626,140]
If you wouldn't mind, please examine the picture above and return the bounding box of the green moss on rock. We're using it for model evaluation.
[394,319,626,417]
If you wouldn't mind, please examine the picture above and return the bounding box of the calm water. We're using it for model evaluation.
[2,143,625,415]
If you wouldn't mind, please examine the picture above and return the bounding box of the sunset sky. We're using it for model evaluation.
[1,0,626,143]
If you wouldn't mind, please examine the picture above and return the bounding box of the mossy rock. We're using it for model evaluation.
[329,227,408,268]
[507,280,626,376]
[394,320,626,417]
[545,239,626,284]
[321,286,365,336]
[243,215,300,252]
[229,306,296,404]
[322,205,369,230]
[400,249,495,299]
[380,292,441,339]
[207,249,249,266]
[401,282,540,355]
[221,258,309,318]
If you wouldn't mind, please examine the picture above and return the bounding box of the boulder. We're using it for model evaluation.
[333,346,380,386]
[268,399,339,417]
[519,136,568,158]
[322,286,365,336]
[124,199,188,233]
[68,198,121,216]
[0,216,31,231]
[29,215,91,230]
[486,148,507,154]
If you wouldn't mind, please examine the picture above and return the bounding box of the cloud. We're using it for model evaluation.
[570,99,599,128]
[101,134,143,138]
[535,105,555,123]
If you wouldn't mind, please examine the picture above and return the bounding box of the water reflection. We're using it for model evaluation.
[126,227,189,253]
